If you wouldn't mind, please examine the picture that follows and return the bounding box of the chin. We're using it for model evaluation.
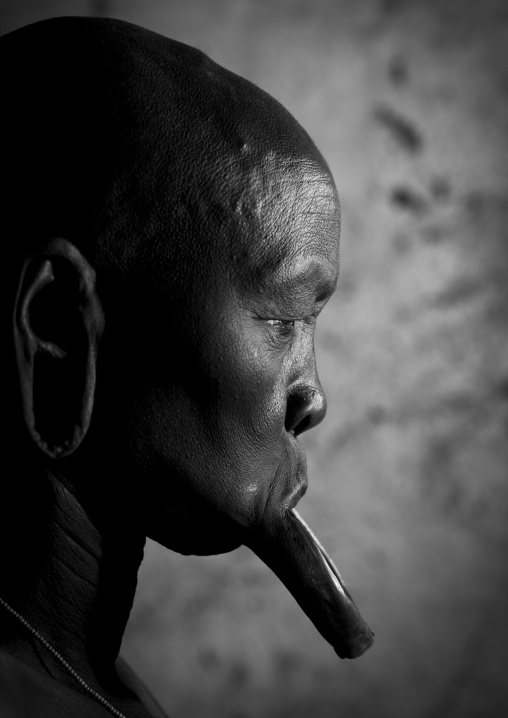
[147,514,246,557]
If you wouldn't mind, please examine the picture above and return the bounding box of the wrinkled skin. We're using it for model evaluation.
[87,157,339,557]
[0,16,372,718]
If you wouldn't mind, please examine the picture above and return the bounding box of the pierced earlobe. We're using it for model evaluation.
[13,238,104,458]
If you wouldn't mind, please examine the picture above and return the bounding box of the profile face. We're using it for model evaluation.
[90,155,340,555]
[4,15,372,663]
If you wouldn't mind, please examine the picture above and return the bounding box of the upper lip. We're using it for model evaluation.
[285,435,308,510]
[260,437,308,523]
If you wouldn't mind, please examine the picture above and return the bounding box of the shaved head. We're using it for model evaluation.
[0,20,372,701]
[1,17,334,294]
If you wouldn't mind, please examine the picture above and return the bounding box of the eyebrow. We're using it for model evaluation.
[264,259,339,304]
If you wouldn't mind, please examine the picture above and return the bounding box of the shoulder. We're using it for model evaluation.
[116,656,170,718]
[0,648,112,718]
[0,648,171,718]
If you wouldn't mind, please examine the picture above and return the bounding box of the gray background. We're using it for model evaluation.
[2,1,507,717]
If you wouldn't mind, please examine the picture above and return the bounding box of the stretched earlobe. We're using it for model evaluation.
[13,238,104,458]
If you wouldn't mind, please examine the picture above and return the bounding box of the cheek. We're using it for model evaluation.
[118,369,286,530]
[210,319,291,430]
[104,309,294,540]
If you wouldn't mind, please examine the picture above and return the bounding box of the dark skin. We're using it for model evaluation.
[0,17,372,718]
[2,173,337,717]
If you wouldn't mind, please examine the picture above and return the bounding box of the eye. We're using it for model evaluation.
[266,318,296,339]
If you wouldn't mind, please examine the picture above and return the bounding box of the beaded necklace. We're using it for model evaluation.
[0,596,127,718]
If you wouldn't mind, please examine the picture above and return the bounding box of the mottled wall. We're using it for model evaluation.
[2,1,507,717]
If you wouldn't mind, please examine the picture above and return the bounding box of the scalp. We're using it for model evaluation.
[1,21,323,255]
[0,15,336,343]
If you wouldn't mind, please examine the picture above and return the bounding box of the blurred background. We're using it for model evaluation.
[2,1,507,716]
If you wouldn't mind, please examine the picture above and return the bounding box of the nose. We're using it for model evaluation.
[285,383,327,437]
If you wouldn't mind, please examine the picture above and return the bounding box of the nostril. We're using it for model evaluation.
[285,386,327,436]
[294,414,312,436]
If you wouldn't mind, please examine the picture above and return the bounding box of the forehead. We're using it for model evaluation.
[228,153,340,293]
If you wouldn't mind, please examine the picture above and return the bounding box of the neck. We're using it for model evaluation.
[0,468,145,696]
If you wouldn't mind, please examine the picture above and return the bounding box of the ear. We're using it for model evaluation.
[13,238,104,458]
